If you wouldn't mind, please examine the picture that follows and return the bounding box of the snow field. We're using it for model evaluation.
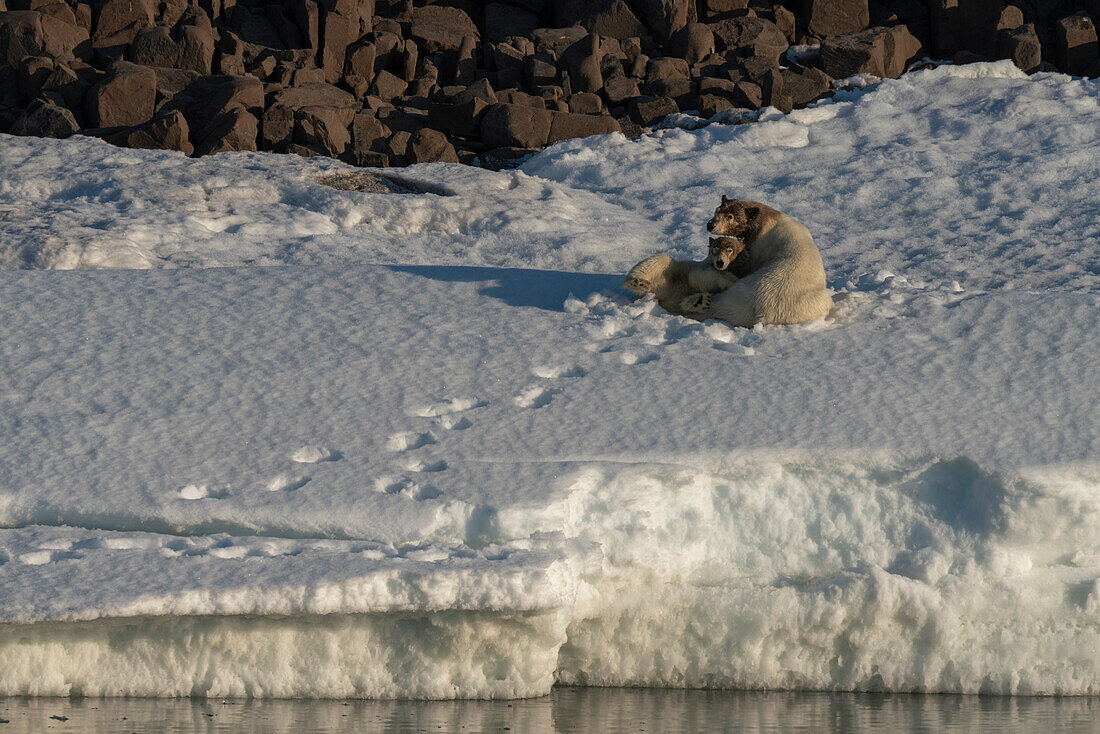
[0,61,1098,697]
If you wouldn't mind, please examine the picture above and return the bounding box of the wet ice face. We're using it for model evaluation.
[708,237,745,271]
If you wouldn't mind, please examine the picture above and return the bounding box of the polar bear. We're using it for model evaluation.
[624,236,747,312]
[625,197,832,328]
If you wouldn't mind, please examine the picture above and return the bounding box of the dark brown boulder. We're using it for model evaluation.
[320,9,354,83]
[91,0,154,50]
[345,41,376,84]
[368,68,408,101]
[559,32,603,93]
[1001,22,1041,72]
[626,93,676,124]
[807,0,868,37]
[12,96,79,136]
[106,108,192,153]
[709,17,787,63]
[669,22,714,64]
[407,127,459,162]
[410,5,479,54]
[480,101,553,147]
[485,3,539,43]
[273,81,356,126]
[1056,13,1099,76]
[0,10,92,65]
[40,62,91,110]
[698,92,733,116]
[261,103,294,150]
[546,109,620,142]
[85,59,154,127]
[193,107,258,155]
[820,24,920,79]
[631,0,696,43]
[294,106,351,156]
[602,74,639,105]
[568,90,602,112]
[531,25,588,54]
[174,73,264,134]
[129,24,214,74]
[780,65,831,106]
[351,109,389,159]
[553,0,646,39]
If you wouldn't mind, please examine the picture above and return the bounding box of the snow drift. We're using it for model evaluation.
[0,61,1098,697]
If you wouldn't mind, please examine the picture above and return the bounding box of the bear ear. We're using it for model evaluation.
[721,194,730,203]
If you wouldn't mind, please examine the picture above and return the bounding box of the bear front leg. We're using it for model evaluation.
[624,253,676,297]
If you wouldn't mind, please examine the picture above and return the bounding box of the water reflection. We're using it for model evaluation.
[2,688,1098,733]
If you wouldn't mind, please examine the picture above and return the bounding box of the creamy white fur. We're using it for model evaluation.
[627,211,832,328]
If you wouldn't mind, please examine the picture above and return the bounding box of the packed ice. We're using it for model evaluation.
[0,61,1098,697]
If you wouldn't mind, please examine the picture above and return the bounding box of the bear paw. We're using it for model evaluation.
[680,293,712,313]
[623,276,652,296]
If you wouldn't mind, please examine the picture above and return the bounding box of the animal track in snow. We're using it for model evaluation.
[620,351,659,365]
[438,415,472,431]
[291,445,340,464]
[178,483,229,500]
[386,430,437,452]
[514,385,560,409]
[18,548,82,565]
[406,458,448,473]
[533,364,587,379]
[408,397,485,418]
[375,476,443,501]
[266,473,311,492]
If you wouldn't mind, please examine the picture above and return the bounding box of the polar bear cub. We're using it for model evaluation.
[626,197,832,328]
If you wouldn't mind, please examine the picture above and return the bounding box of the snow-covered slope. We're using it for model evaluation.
[0,61,1098,697]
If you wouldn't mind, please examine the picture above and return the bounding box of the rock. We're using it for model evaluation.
[454,34,477,84]
[996,5,1024,31]
[273,81,357,126]
[731,78,761,107]
[129,24,214,74]
[546,109,619,142]
[709,17,787,63]
[626,93,676,124]
[229,6,283,47]
[631,0,697,43]
[602,73,639,105]
[780,65,831,106]
[701,0,749,20]
[480,101,553,147]
[820,24,921,79]
[0,10,92,65]
[193,106,258,155]
[698,92,733,116]
[40,62,90,110]
[345,42,376,83]
[553,0,647,39]
[1002,22,1041,72]
[399,38,418,82]
[320,9,354,83]
[526,50,559,88]
[287,0,319,51]
[260,103,294,150]
[645,55,690,84]
[91,0,154,50]
[669,22,714,64]
[165,73,263,137]
[368,68,408,101]
[85,59,154,127]
[351,109,389,159]
[106,108,192,153]
[406,127,459,162]
[385,129,410,164]
[931,0,1003,56]
[428,95,489,136]
[773,4,795,42]
[1056,13,1099,76]
[294,105,350,156]
[485,2,539,43]
[531,25,587,54]
[559,32,603,93]
[410,5,479,54]
[807,0,869,37]
[568,90,602,112]
[12,96,78,136]
[17,55,53,99]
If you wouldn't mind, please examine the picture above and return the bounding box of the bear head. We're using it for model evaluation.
[708,236,752,277]
[706,196,780,242]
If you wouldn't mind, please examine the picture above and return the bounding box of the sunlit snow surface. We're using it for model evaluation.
[1,61,1099,697]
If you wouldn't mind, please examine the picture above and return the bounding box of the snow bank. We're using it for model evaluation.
[0,63,1098,697]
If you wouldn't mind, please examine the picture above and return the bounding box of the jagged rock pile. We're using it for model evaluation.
[0,0,1097,167]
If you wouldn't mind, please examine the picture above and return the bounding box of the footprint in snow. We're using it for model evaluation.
[291,445,341,464]
[438,414,472,431]
[178,483,229,501]
[620,351,659,366]
[406,458,448,473]
[386,431,437,452]
[375,476,443,501]
[408,397,485,418]
[514,385,560,409]
[266,474,311,492]
[532,364,587,379]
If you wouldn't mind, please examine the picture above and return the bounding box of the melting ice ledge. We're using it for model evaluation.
[1,265,1099,698]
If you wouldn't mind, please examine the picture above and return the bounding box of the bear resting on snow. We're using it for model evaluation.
[624,197,833,328]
